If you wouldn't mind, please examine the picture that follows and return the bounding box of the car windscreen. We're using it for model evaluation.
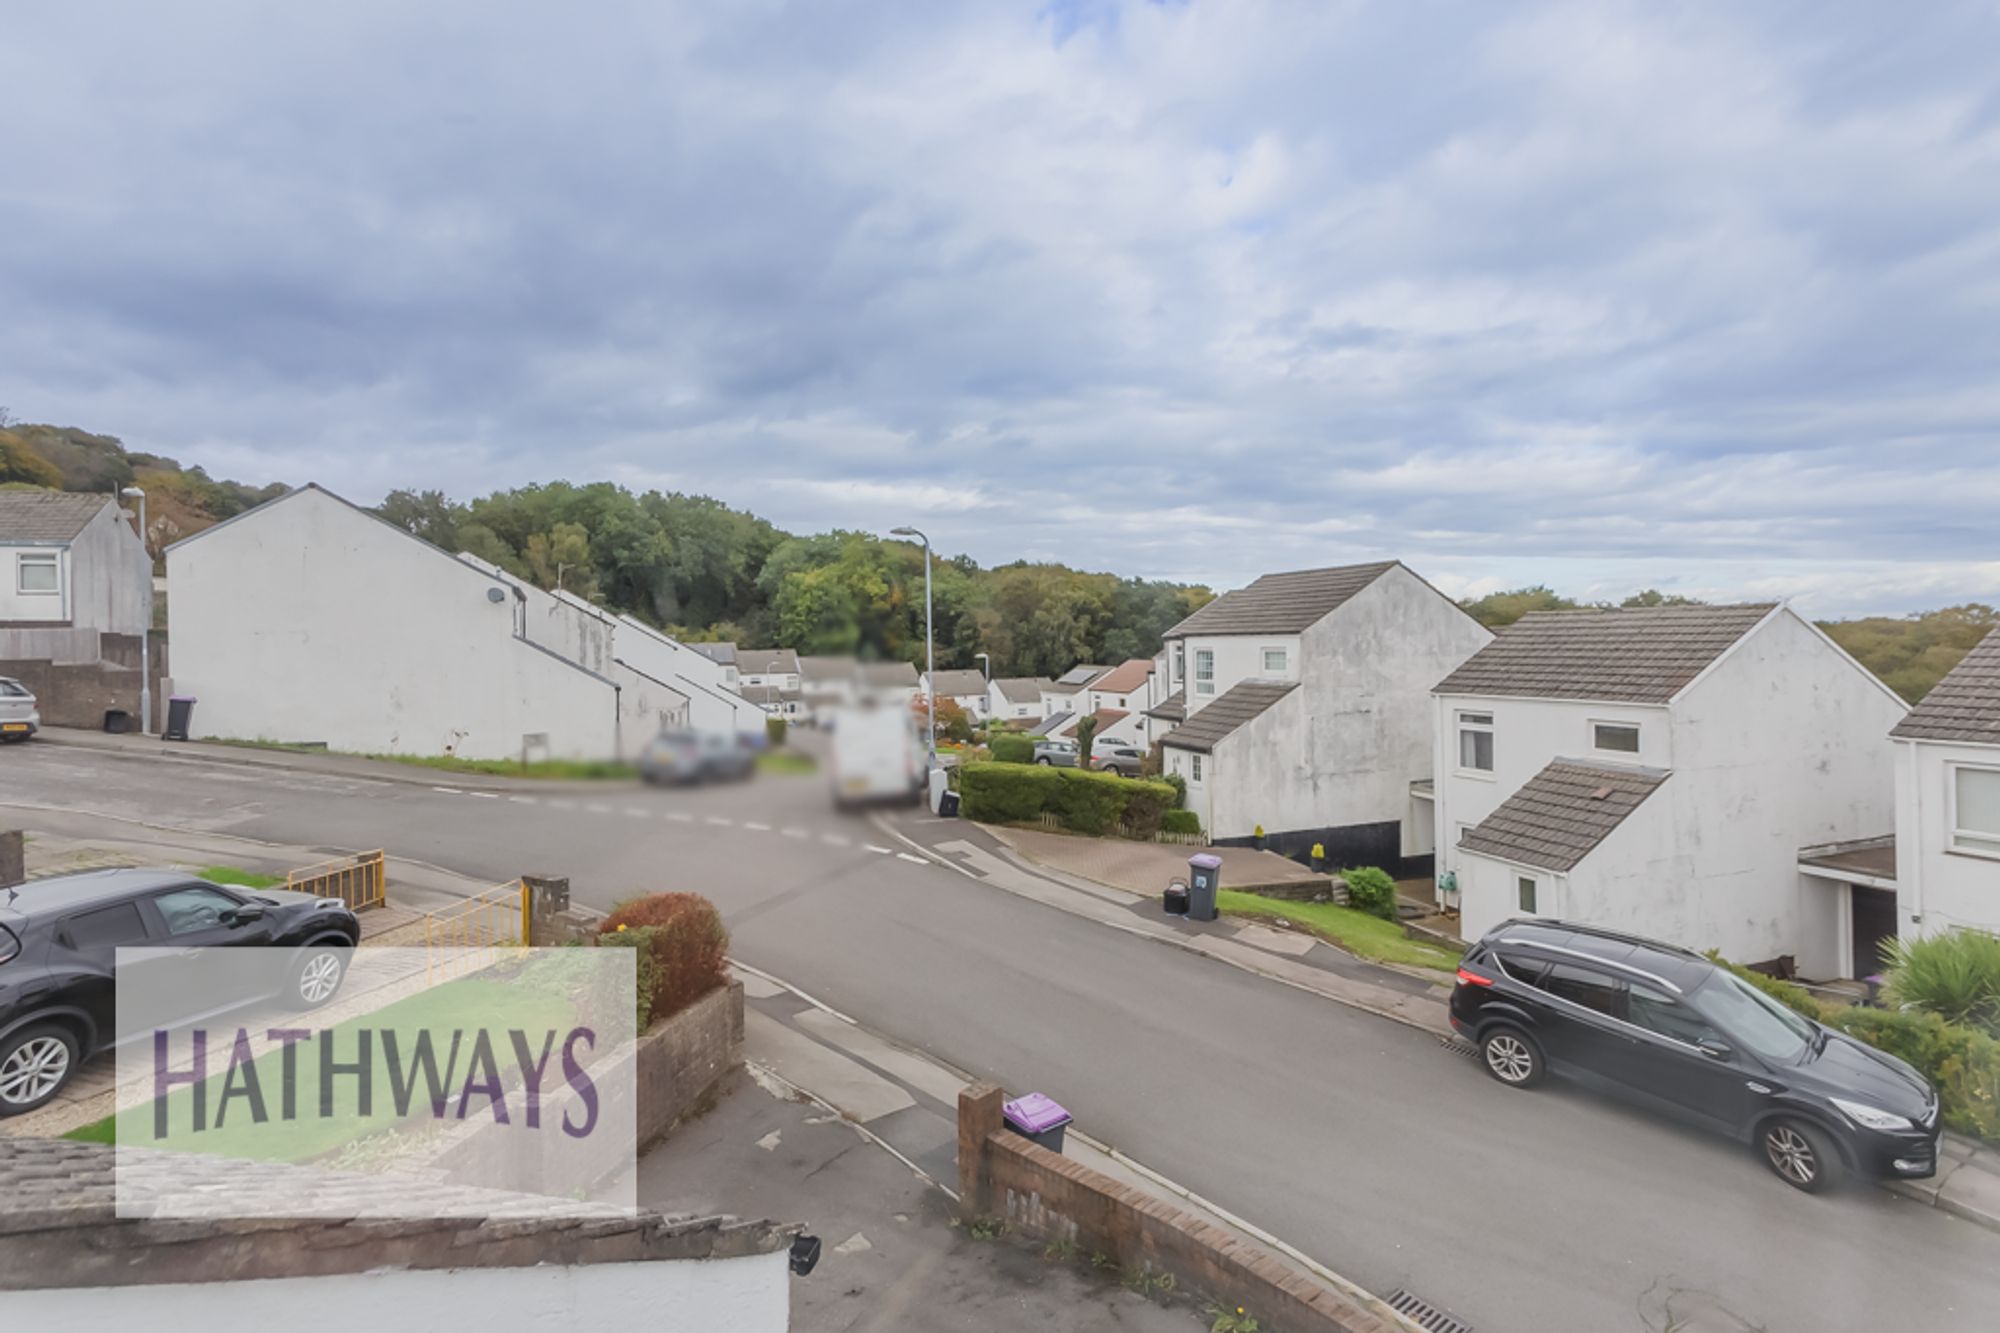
[0,680,28,698]
[1692,970,1814,1062]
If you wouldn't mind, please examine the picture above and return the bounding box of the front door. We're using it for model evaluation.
[1851,886,1898,980]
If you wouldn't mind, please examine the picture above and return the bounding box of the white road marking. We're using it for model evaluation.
[781,827,809,839]
[820,833,849,847]
[744,821,772,832]
[508,795,538,805]
[666,811,692,823]
[704,815,732,826]
[895,852,928,865]
[431,786,461,794]
[585,803,613,815]
[865,844,894,855]
[466,791,500,800]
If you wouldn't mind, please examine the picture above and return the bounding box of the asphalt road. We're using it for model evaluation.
[6,740,1997,1332]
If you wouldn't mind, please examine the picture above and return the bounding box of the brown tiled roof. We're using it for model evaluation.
[1162,562,1397,638]
[1145,688,1187,722]
[1891,626,2000,745]
[1159,681,1297,753]
[1434,603,1777,704]
[1459,760,1670,872]
[1087,658,1154,696]
[0,491,114,542]
[1060,708,1128,738]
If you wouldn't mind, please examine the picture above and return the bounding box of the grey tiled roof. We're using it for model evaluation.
[690,641,737,666]
[926,668,988,698]
[798,654,856,683]
[1891,626,2000,744]
[737,648,800,675]
[859,660,919,688]
[1162,562,1397,638]
[1434,603,1778,703]
[0,491,113,542]
[1145,688,1187,722]
[1459,760,1670,872]
[993,676,1052,703]
[1159,680,1297,753]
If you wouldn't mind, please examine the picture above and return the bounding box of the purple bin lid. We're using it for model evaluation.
[1188,853,1222,870]
[1003,1093,1071,1134]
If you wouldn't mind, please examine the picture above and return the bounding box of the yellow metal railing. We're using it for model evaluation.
[288,850,387,912]
[423,879,531,982]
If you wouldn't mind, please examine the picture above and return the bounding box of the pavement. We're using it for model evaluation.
[986,823,1333,896]
[6,736,2000,1332]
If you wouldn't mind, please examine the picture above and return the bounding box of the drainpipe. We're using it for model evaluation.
[1901,739,1924,932]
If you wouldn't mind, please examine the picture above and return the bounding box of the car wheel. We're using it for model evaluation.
[0,1023,80,1116]
[1036,757,1051,766]
[1478,1026,1544,1088]
[288,946,348,1010]
[1761,1118,1844,1193]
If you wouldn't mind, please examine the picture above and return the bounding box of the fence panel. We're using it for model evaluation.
[288,850,387,911]
[424,880,531,982]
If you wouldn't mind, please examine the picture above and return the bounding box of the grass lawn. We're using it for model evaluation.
[198,736,637,780]
[1216,890,1460,972]
[65,976,579,1158]
[197,864,285,890]
[757,750,817,775]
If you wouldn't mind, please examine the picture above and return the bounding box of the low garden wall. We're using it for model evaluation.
[957,1083,1408,1333]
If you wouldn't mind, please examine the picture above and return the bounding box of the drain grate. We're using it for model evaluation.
[1437,1034,1480,1062]
[1386,1288,1473,1333]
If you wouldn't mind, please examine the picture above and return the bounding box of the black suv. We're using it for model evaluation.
[0,869,361,1116]
[1450,919,1939,1193]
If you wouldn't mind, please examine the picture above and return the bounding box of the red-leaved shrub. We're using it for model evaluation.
[601,892,729,1028]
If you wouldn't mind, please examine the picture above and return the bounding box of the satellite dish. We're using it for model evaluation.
[487,587,506,603]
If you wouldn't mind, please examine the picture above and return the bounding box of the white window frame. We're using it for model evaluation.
[1194,649,1215,696]
[1173,643,1185,687]
[1261,646,1287,674]
[1456,710,1495,776]
[1949,763,2000,860]
[1190,753,1203,782]
[1517,875,1538,914]
[16,552,59,596]
[1591,720,1641,755]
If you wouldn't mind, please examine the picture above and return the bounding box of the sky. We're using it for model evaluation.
[5,1,1999,617]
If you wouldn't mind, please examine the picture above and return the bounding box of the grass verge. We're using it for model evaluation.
[198,736,637,780]
[197,865,284,890]
[1216,890,1459,972]
[757,750,817,775]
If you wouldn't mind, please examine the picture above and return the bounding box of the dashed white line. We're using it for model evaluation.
[666,811,692,823]
[431,786,462,794]
[820,833,849,847]
[466,791,500,800]
[865,844,894,855]
[508,795,539,805]
[781,828,809,839]
[704,816,732,827]
[744,821,772,832]
[895,852,928,865]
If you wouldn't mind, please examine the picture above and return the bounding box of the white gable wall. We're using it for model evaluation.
[167,489,621,760]
[615,615,763,738]
[1897,737,2000,939]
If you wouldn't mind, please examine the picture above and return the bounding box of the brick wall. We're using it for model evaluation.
[1,629,166,729]
[958,1084,1407,1333]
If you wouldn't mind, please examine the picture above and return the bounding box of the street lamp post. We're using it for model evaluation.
[975,652,989,681]
[120,486,150,736]
[889,526,935,768]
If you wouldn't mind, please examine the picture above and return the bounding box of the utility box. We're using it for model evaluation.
[1187,852,1222,921]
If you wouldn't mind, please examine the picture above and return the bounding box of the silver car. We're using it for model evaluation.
[0,678,38,743]
[1032,738,1079,768]
[1090,739,1146,777]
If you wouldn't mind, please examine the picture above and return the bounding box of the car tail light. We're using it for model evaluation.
[1455,967,1493,987]
[0,925,18,966]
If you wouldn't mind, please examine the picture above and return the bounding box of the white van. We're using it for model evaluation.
[828,703,925,809]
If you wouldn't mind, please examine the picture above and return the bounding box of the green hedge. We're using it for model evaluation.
[1703,950,1828,1019]
[957,761,1177,837]
[989,734,1037,765]
[1161,809,1201,836]
[1341,866,1398,921]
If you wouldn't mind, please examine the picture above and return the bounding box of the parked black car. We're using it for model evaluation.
[0,869,361,1116]
[1449,919,1939,1193]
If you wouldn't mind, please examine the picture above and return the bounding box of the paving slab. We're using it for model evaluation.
[746,1009,916,1124]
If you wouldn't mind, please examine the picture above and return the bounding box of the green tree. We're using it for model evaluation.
[1076,714,1099,767]
[1621,589,1704,608]
[1459,586,1581,628]
[524,521,599,598]
[1822,604,1998,703]
[377,489,464,550]
[0,431,63,488]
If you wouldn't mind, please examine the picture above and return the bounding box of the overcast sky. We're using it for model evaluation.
[6,2,1998,615]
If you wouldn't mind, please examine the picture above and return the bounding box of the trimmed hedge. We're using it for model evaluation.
[601,892,730,1030]
[1161,809,1202,836]
[989,734,1037,765]
[957,761,1178,837]
[1342,866,1398,921]
[765,716,787,747]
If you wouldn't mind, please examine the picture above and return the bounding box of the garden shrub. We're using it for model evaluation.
[1829,1007,2000,1143]
[989,734,1036,765]
[1118,781,1171,837]
[1161,809,1202,836]
[597,926,663,1029]
[958,761,1062,823]
[600,892,730,1029]
[1055,766,1127,835]
[955,762,1175,837]
[1341,866,1398,921]
[1162,771,1187,809]
[765,716,787,747]
[1881,928,2000,1032]
[1702,950,1829,1020]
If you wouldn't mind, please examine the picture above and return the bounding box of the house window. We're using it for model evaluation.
[1173,643,1185,686]
[1457,711,1494,773]
[1593,722,1640,754]
[17,553,58,595]
[1262,647,1287,673]
[1190,754,1203,782]
[1517,875,1538,914]
[1953,766,2000,858]
[1195,650,1214,696]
